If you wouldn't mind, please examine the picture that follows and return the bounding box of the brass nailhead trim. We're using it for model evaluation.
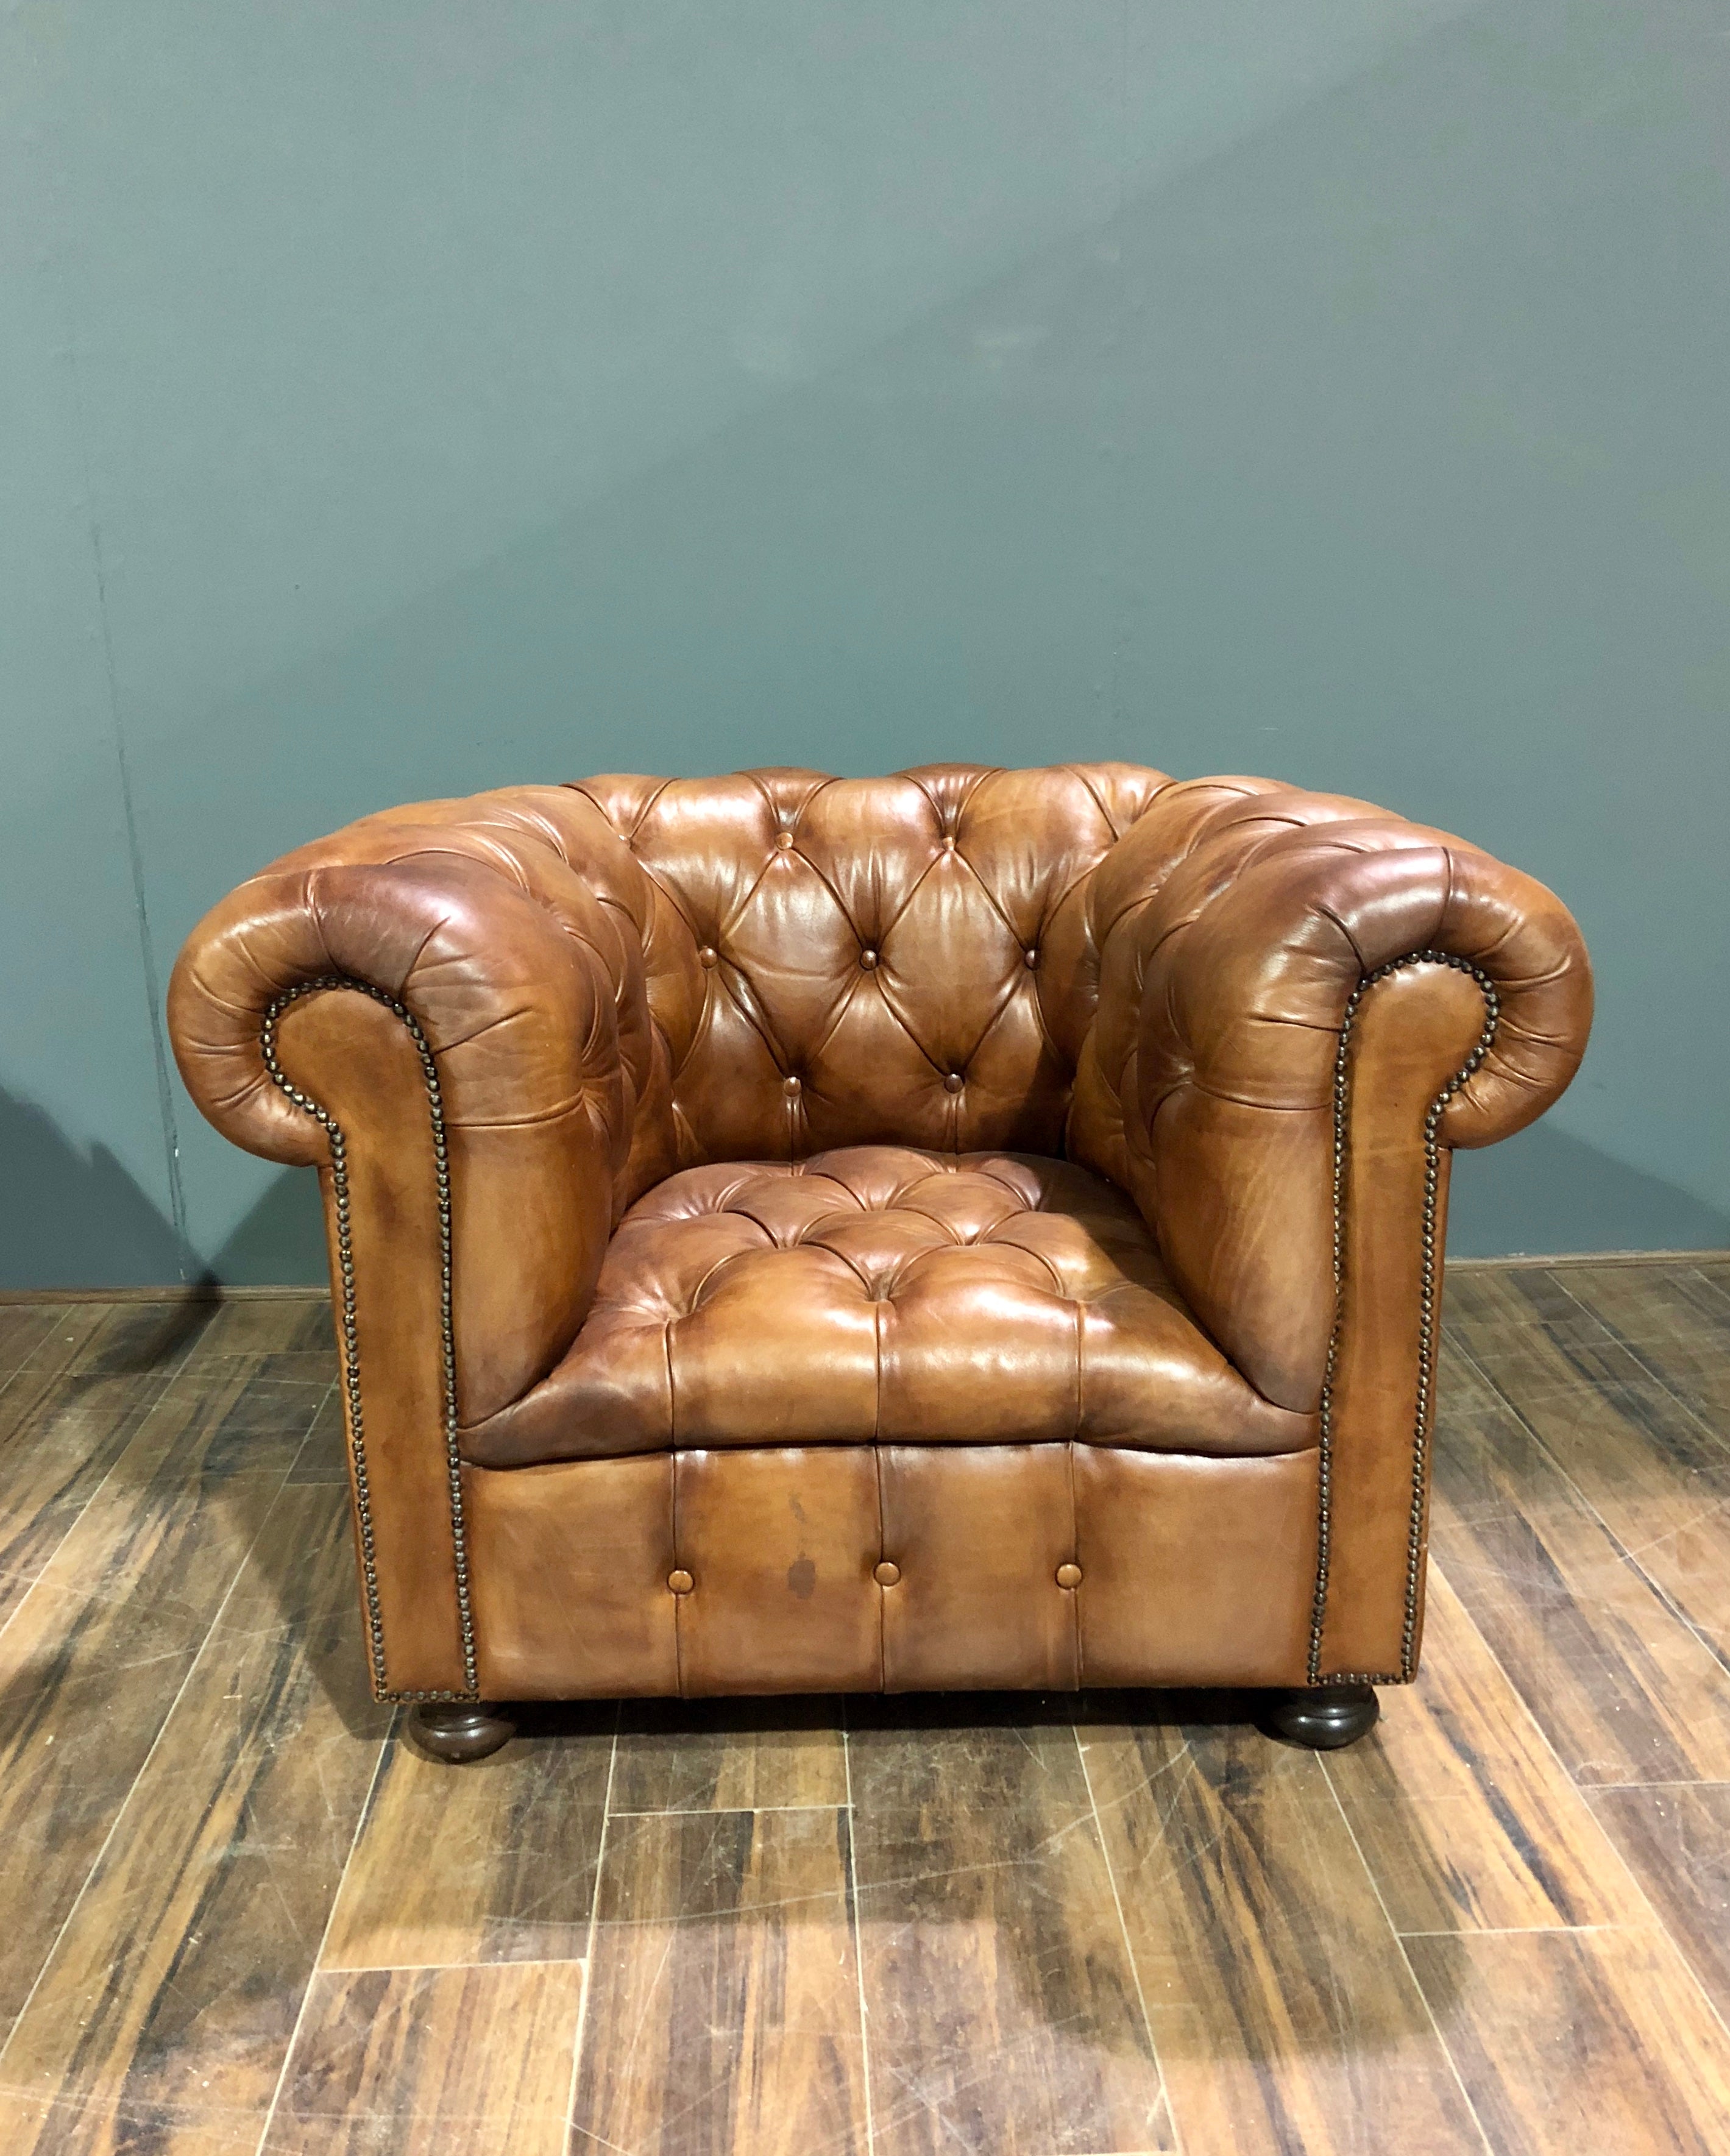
[260,976,479,1705]
[1308,949,1500,1689]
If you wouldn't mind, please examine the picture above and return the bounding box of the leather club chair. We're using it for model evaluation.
[168,765,1591,1760]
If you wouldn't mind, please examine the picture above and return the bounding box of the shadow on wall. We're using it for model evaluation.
[0,1090,188,1289]
[207,1166,330,1285]
[0,1088,328,1289]
[2,1082,1721,1288]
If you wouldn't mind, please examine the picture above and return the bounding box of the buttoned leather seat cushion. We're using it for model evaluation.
[461,1146,1316,1467]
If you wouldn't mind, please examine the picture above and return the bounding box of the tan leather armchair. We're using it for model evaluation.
[168,765,1591,1757]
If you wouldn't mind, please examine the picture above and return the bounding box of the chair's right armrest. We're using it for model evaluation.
[1071,779,1592,1684]
[1074,779,1592,1411]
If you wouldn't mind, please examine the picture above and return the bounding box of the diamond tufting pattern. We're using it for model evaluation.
[564,764,1168,1177]
[459,1144,1313,1466]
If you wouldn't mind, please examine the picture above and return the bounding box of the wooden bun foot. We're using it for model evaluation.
[410,1701,516,1763]
[1261,1684,1380,1750]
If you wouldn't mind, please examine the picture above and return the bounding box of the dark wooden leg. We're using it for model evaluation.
[1261,1684,1379,1750]
[410,1701,516,1763]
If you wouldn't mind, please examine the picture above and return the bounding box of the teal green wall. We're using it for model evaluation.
[5,0,1726,1286]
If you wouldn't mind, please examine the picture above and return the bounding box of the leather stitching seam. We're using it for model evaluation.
[1062,762,1130,842]
[804,968,873,1073]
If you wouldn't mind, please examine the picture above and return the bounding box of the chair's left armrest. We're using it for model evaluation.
[169,801,655,1419]
[168,790,661,1697]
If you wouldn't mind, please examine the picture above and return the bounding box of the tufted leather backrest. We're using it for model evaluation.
[562,764,1169,1179]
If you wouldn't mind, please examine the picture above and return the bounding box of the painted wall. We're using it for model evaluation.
[4,0,1726,1287]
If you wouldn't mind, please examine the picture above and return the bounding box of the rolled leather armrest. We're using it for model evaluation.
[1072,780,1590,1682]
[1075,782,1594,1416]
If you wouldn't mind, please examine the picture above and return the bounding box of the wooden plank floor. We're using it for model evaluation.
[1,1261,1728,2152]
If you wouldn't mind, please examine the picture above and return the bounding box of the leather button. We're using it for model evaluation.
[782,1075,803,1099]
[668,1568,695,1595]
[775,831,795,850]
[941,834,957,852]
[860,948,879,970]
[943,1071,964,1094]
[873,1560,901,1587]
[1056,1562,1083,1589]
[1024,947,1039,968]
[698,946,718,969]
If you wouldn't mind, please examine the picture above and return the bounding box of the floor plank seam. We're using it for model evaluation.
[1586,1779,1728,1792]
[1319,1729,1498,2156]
[1423,1546,1730,2056]
[0,1317,332,1655]
[606,1800,856,1817]
[1394,1924,1627,1937]
[563,1698,621,2150]
[1548,1269,1730,1453]
[1451,1335,1730,1690]
[282,1377,339,1481]
[1069,1716,1183,2156]
[252,1707,397,2155]
[0,1462,272,2081]
[0,1338,213,1659]
[839,1697,876,2156]
[1446,1252,1730,1273]
[316,1952,593,1974]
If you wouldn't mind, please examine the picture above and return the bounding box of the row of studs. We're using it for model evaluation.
[1307,949,1500,1687]
[661,1559,1088,1594]
[697,943,1043,973]
[260,976,480,1703]
[775,1071,970,1101]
